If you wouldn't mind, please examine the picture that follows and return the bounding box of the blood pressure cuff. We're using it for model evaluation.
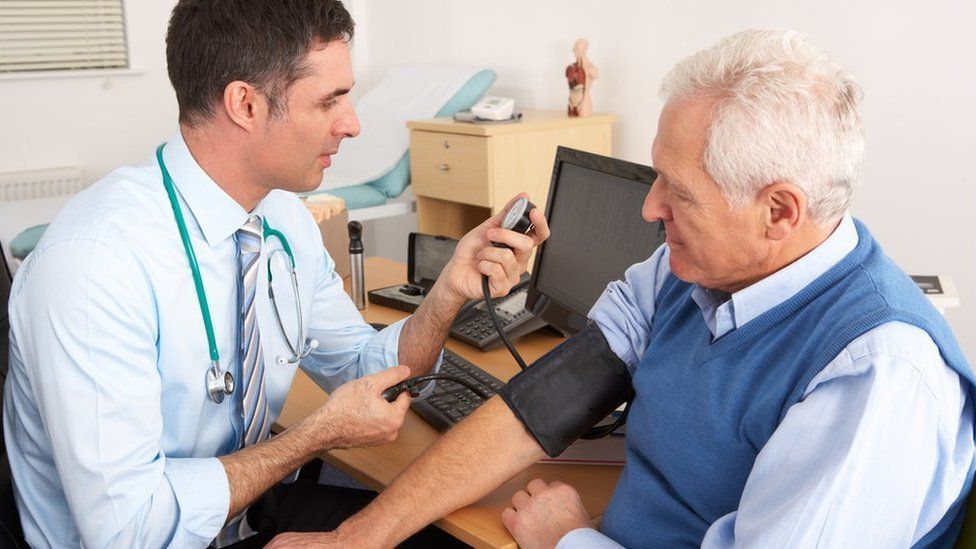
[498,322,632,457]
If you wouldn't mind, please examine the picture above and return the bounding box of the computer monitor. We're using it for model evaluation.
[526,146,665,335]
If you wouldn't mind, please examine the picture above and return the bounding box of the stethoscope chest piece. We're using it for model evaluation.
[207,363,235,403]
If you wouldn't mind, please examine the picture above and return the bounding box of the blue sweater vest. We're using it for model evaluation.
[600,220,975,548]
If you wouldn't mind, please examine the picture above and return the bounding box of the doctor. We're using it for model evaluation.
[1,0,548,547]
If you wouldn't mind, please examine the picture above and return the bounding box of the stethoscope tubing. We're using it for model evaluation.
[267,248,317,364]
[157,143,314,403]
[157,144,221,365]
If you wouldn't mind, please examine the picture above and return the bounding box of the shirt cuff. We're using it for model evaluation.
[363,316,408,369]
[164,457,230,546]
[385,316,444,400]
[556,527,624,549]
[411,351,444,400]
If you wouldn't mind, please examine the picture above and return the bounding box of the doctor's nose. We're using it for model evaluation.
[334,103,360,139]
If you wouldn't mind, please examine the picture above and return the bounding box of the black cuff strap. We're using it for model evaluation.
[498,322,632,457]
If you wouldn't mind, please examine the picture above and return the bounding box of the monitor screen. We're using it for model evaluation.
[529,148,664,333]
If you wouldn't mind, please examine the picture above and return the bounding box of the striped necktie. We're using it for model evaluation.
[238,215,270,448]
[214,215,268,547]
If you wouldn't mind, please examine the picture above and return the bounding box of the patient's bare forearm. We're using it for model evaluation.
[335,397,545,547]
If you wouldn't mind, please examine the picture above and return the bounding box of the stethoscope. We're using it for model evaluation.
[156,144,319,404]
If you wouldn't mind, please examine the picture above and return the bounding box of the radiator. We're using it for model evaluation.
[0,167,85,202]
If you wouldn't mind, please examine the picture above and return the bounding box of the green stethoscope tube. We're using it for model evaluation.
[156,144,220,365]
[156,143,310,404]
[263,220,294,271]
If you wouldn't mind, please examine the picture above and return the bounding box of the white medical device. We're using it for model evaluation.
[470,96,515,121]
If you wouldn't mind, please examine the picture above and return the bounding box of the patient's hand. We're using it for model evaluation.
[501,478,594,549]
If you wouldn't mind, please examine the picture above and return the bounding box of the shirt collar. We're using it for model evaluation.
[691,214,859,339]
[160,131,249,247]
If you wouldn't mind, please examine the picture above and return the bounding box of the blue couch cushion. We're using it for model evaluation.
[326,185,389,210]
[10,225,47,260]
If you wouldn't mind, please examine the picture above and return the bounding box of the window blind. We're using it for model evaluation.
[0,0,128,73]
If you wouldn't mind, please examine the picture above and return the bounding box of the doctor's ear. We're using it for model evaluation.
[761,182,806,241]
[221,80,268,132]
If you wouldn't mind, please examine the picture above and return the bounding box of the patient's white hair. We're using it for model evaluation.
[661,29,864,225]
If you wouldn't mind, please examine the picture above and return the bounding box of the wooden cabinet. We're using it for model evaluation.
[410,131,491,207]
[408,110,617,238]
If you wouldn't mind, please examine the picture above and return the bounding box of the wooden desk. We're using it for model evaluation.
[275,256,622,548]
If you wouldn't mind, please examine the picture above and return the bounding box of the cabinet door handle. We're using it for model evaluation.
[438,163,451,171]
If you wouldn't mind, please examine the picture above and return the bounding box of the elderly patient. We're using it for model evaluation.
[272,29,976,548]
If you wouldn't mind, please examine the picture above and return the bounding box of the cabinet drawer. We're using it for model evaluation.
[410,130,491,207]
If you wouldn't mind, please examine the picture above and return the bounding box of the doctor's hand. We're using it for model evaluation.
[302,366,412,450]
[438,193,550,304]
[501,479,594,549]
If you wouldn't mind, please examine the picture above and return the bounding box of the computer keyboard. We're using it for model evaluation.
[410,349,505,432]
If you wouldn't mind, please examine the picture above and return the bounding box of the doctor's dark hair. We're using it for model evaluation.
[166,0,355,126]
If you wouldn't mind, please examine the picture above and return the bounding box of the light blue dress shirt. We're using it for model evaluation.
[559,215,974,547]
[3,132,434,548]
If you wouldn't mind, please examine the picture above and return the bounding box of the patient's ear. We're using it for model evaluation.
[222,80,268,132]
[761,182,806,241]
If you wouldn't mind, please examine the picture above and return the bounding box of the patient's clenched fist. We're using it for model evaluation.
[501,478,593,549]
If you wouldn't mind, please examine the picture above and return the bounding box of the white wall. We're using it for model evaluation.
[1,0,974,360]
[0,1,179,183]
[360,0,976,360]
